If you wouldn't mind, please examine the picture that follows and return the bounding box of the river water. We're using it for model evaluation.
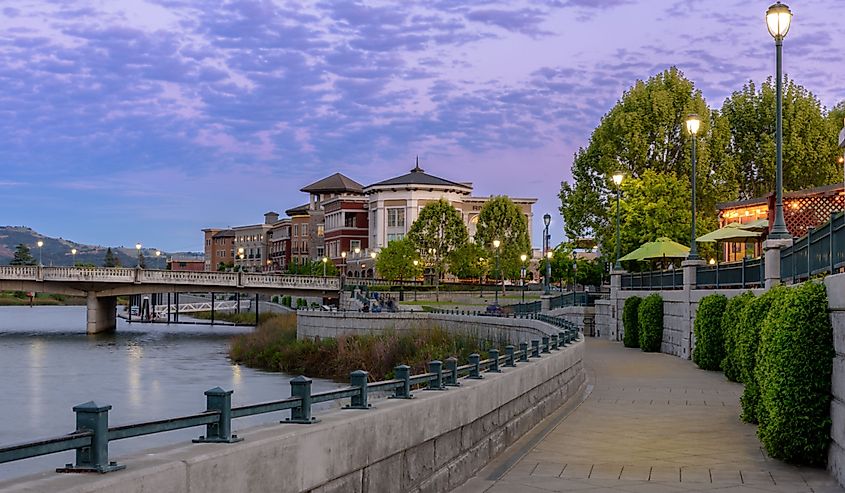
[0,306,339,481]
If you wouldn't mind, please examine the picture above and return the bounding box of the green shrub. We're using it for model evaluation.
[622,296,641,348]
[692,294,727,371]
[721,292,755,382]
[755,282,833,465]
[638,293,663,352]
[737,288,781,423]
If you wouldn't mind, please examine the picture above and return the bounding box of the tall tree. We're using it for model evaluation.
[10,244,36,265]
[103,247,118,268]
[406,198,469,274]
[375,238,421,281]
[447,242,486,280]
[474,196,531,286]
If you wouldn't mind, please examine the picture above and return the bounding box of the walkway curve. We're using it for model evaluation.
[457,338,844,493]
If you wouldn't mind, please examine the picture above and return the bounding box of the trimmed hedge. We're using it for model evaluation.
[622,296,642,348]
[737,288,781,423]
[755,281,833,465]
[721,291,755,382]
[638,293,663,352]
[692,294,727,371]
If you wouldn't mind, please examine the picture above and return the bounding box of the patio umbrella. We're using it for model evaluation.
[618,237,691,262]
[738,219,769,231]
[696,223,762,243]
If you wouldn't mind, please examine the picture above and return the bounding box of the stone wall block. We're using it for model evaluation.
[311,470,363,493]
[362,452,403,493]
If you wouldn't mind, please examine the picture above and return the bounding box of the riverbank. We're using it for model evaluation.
[192,310,277,325]
[228,313,498,380]
[0,292,85,306]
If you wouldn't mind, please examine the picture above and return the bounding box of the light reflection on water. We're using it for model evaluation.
[0,305,339,481]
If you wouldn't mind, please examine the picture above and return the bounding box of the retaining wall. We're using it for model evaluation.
[547,306,595,336]
[3,330,585,493]
[826,274,845,487]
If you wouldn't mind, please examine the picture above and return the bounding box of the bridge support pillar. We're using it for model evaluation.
[86,293,117,334]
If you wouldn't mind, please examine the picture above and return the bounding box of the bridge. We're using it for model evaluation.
[0,266,339,333]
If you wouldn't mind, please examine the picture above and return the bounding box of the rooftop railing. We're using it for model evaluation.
[696,257,763,289]
[781,211,845,283]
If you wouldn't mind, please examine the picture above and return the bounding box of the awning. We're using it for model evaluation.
[619,237,691,261]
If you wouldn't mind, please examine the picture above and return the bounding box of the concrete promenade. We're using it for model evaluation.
[458,338,844,493]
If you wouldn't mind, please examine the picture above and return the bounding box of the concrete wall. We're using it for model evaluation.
[297,311,566,345]
[547,306,594,336]
[3,335,586,493]
[826,273,845,487]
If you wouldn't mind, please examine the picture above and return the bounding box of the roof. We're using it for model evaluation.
[300,173,363,194]
[365,158,472,192]
[285,203,310,216]
[717,182,845,210]
[212,229,235,238]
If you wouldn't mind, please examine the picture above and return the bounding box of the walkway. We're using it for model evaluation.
[458,338,844,493]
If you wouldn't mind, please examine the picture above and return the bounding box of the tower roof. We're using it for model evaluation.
[300,173,363,194]
[365,157,472,192]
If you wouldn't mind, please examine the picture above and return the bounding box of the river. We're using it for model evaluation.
[0,305,339,481]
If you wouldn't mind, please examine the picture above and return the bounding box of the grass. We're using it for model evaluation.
[228,313,501,381]
[0,292,85,306]
[191,311,277,325]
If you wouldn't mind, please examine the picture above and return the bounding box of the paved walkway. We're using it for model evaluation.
[458,338,844,493]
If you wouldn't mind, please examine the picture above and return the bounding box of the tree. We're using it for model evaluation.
[103,248,119,268]
[375,238,421,281]
[447,242,486,280]
[10,244,36,265]
[474,196,531,290]
[406,198,469,274]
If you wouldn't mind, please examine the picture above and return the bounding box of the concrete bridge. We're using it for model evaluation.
[0,266,339,333]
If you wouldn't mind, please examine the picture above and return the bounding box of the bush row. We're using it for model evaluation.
[638,293,663,352]
[622,296,641,348]
[692,294,727,371]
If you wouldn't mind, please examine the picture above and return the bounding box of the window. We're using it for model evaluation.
[387,208,405,228]
[350,240,361,251]
[293,224,299,237]
[302,224,308,236]
[345,213,356,228]
[316,246,324,257]
[387,233,404,243]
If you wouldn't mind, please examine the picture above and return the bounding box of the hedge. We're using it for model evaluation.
[737,288,781,423]
[692,294,727,371]
[622,296,642,348]
[638,293,663,352]
[721,292,755,382]
[754,281,833,465]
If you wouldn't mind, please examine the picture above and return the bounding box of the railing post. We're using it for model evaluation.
[551,334,559,350]
[541,336,550,353]
[488,349,501,373]
[194,387,241,443]
[427,360,446,390]
[468,353,483,379]
[807,227,814,278]
[345,370,371,409]
[285,376,318,423]
[559,331,568,345]
[519,342,529,362]
[504,345,515,367]
[391,365,414,399]
[57,402,125,473]
[445,357,461,386]
[831,212,836,274]
[741,257,747,288]
[530,339,540,358]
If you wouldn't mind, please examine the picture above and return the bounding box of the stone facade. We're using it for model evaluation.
[826,273,845,488]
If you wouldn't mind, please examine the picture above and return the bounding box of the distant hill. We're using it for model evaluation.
[0,226,201,268]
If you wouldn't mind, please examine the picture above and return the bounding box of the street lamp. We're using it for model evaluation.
[766,1,793,239]
[492,239,501,306]
[520,253,528,303]
[686,114,701,260]
[322,256,328,277]
[369,252,377,279]
[542,214,551,294]
[135,243,142,268]
[612,172,624,269]
[478,257,486,298]
[412,259,419,301]
[36,240,43,266]
[71,248,77,267]
[155,250,161,270]
[428,247,439,301]
[572,261,578,305]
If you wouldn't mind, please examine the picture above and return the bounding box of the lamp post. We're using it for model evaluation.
[412,259,419,301]
[135,243,142,268]
[428,247,439,302]
[686,114,701,259]
[542,214,551,294]
[520,253,527,303]
[36,240,43,266]
[341,251,347,289]
[370,251,377,279]
[155,250,161,270]
[322,256,328,277]
[71,248,77,267]
[612,173,624,269]
[766,1,793,239]
[237,247,244,271]
[572,261,578,305]
[492,239,501,306]
[478,257,485,298]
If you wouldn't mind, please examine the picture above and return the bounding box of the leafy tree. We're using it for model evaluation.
[574,258,604,288]
[103,247,119,268]
[375,238,421,281]
[719,78,841,199]
[406,198,469,274]
[447,242,486,280]
[10,244,36,265]
[474,196,531,288]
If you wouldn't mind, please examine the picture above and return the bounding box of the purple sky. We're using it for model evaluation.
[0,0,842,252]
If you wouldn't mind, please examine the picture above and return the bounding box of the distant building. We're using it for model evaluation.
[232,212,276,271]
[202,228,234,271]
[168,258,205,272]
[268,218,291,272]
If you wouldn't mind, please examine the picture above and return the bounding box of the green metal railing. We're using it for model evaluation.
[0,317,580,474]
[696,257,764,289]
[548,291,603,308]
[620,269,684,290]
[781,211,845,283]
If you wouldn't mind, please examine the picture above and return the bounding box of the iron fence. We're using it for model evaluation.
[620,269,683,290]
[781,211,845,283]
[696,257,764,289]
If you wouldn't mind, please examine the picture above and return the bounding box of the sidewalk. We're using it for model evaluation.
[457,338,843,493]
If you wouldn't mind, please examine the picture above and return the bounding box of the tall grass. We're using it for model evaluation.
[228,314,498,381]
[192,311,277,325]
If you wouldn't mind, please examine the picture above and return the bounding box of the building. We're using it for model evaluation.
[268,218,291,272]
[286,204,310,268]
[232,212,276,271]
[202,228,235,271]
[168,258,206,272]
[300,173,366,263]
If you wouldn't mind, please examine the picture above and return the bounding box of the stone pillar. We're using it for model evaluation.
[763,238,792,288]
[540,295,551,312]
[86,292,117,334]
[680,260,705,359]
[610,269,625,341]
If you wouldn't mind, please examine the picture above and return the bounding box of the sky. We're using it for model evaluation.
[0,0,842,252]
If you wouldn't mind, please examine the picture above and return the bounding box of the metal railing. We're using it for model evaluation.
[548,291,603,308]
[0,320,580,474]
[696,257,764,289]
[781,211,845,283]
[505,300,541,315]
[620,269,684,290]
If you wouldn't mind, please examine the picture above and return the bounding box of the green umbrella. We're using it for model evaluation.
[696,222,762,243]
[739,219,769,231]
[618,237,691,261]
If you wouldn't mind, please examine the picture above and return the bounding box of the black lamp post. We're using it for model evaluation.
[543,213,551,294]
[520,254,527,303]
[686,114,701,259]
[493,240,500,306]
[612,173,623,270]
[766,1,793,239]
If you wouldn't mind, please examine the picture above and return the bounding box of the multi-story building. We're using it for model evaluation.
[202,228,235,271]
[268,218,291,272]
[286,204,310,267]
[232,212,276,271]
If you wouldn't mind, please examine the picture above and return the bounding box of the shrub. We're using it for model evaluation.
[737,287,781,423]
[692,294,727,371]
[622,296,642,348]
[638,293,663,352]
[721,292,755,382]
[755,281,833,465]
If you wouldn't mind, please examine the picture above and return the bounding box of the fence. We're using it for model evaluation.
[781,211,845,283]
[696,257,764,289]
[0,315,580,475]
[548,291,603,308]
[620,269,684,290]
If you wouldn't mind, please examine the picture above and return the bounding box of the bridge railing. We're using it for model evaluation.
[140,270,239,286]
[0,315,580,474]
